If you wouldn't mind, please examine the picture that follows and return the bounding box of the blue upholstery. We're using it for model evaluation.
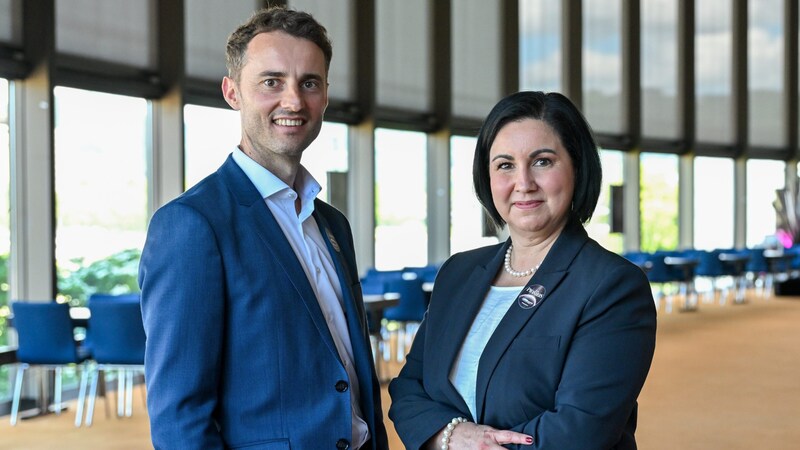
[84,297,146,425]
[87,292,141,303]
[9,301,90,426]
[383,277,427,323]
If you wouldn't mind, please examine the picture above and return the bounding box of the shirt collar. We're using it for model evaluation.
[231,147,322,217]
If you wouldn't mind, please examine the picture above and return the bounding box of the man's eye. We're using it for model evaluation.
[264,79,278,87]
[303,80,319,89]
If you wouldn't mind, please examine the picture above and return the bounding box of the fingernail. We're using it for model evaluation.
[526,437,533,444]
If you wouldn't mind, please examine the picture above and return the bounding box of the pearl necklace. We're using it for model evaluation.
[504,244,539,278]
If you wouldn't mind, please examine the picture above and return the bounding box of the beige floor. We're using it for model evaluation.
[2,291,800,449]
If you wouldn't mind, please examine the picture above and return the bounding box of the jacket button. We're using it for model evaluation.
[336,438,350,449]
[335,380,349,392]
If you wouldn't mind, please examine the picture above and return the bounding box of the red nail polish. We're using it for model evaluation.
[526,437,533,444]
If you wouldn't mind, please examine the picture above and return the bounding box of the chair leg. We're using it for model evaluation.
[85,367,100,426]
[10,364,26,426]
[54,366,62,416]
[125,370,134,417]
[74,363,89,427]
[117,369,125,417]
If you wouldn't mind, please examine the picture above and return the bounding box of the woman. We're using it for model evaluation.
[388,91,657,449]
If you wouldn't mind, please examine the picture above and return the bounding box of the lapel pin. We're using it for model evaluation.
[325,229,341,252]
[517,284,545,309]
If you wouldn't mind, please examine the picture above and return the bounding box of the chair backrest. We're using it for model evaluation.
[11,301,82,364]
[87,298,146,365]
[383,277,427,322]
[88,292,141,303]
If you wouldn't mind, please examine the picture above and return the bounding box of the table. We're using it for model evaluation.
[664,256,700,312]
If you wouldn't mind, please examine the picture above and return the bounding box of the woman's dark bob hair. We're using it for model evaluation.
[473,90,602,230]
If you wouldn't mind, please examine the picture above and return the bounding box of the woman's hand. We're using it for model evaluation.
[428,421,533,449]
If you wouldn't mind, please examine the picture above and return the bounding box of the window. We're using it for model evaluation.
[583,0,623,134]
[374,128,427,270]
[640,152,679,252]
[519,0,562,92]
[0,77,11,401]
[746,159,785,247]
[695,0,734,145]
[694,157,734,250]
[641,0,680,140]
[450,135,498,254]
[587,149,623,253]
[54,87,148,304]
[184,104,239,189]
[302,122,348,204]
[748,0,784,148]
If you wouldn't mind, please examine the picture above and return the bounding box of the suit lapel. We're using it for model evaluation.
[314,208,381,431]
[219,158,340,359]
[433,255,500,420]
[473,222,589,422]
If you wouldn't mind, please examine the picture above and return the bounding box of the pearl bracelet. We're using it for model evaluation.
[440,417,468,450]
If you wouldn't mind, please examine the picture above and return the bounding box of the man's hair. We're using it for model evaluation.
[225,6,333,81]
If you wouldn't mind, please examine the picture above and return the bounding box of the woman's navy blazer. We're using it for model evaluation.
[389,220,657,450]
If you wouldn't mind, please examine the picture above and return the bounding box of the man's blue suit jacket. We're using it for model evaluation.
[139,155,389,450]
[389,220,657,449]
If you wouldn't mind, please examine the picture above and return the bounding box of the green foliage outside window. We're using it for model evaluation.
[57,248,141,306]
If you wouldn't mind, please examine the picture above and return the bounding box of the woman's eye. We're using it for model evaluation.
[533,158,552,167]
[496,162,512,170]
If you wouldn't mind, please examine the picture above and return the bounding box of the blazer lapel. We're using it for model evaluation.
[314,208,381,431]
[433,253,503,421]
[218,158,340,359]
[474,222,589,422]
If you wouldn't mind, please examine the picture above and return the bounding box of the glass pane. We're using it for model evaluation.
[696,0,734,144]
[374,128,427,270]
[694,156,734,249]
[641,0,679,139]
[747,159,785,247]
[640,152,679,252]
[184,104,239,189]
[55,0,156,69]
[302,122,348,204]
[450,135,498,254]
[375,0,432,111]
[748,0,784,148]
[583,0,623,134]
[587,149,623,253]
[54,87,148,305]
[519,0,562,92]
[0,77,10,402]
[452,0,503,119]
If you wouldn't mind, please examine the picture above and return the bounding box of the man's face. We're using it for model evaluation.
[222,31,328,169]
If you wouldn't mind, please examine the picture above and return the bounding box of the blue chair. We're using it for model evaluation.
[9,301,91,427]
[690,249,727,303]
[383,277,427,361]
[743,248,770,297]
[84,297,146,426]
[87,292,140,303]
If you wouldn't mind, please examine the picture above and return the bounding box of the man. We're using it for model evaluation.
[139,7,389,449]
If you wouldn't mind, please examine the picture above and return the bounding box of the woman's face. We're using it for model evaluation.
[489,118,575,238]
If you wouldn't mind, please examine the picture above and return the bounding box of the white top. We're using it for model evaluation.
[232,148,369,448]
[449,285,520,420]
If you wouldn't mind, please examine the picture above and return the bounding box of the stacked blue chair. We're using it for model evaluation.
[382,276,427,362]
[690,249,727,304]
[9,301,91,426]
[743,248,770,297]
[717,248,751,304]
[83,296,146,426]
